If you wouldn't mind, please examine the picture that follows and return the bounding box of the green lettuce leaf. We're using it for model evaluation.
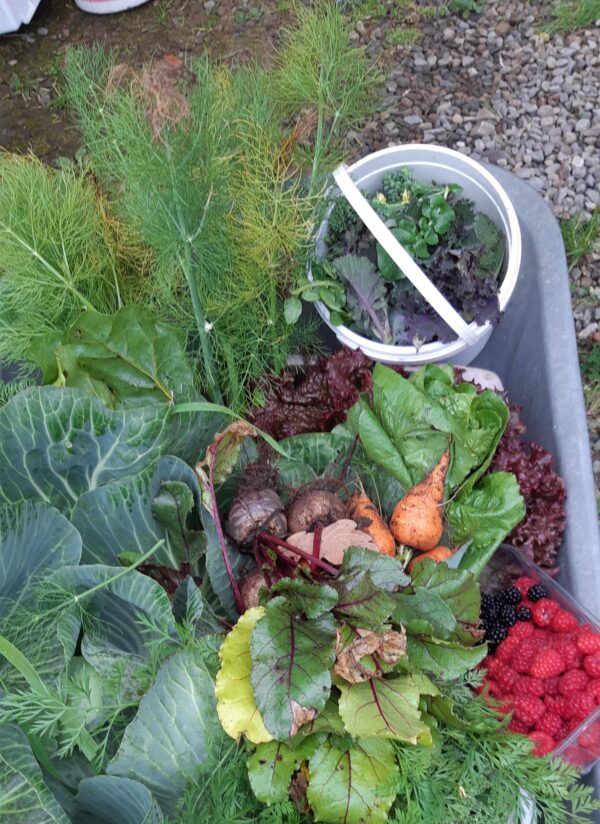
[29,305,194,409]
[307,737,398,824]
[358,364,508,491]
[250,596,337,740]
[451,472,526,577]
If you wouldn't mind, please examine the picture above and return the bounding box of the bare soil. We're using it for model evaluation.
[0,0,289,161]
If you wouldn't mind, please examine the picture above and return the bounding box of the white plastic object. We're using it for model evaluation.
[0,0,41,34]
[74,0,150,12]
[310,145,522,367]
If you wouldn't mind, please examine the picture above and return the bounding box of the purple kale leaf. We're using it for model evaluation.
[332,255,392,343]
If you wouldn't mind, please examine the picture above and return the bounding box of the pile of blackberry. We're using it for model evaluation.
[481,585,539,650]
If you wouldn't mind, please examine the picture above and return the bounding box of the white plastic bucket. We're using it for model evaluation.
[311,145,522,367]
[0,0,41,34]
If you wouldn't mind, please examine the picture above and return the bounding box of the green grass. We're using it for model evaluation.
[561,207,600,272]
[386,25,423,45]
[544,0,600,32]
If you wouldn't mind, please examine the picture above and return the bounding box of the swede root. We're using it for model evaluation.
[390,449,450,551]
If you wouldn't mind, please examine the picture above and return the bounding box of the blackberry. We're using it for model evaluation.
[485,624,508,645]
[498,604,517,627]
[481,592,495,613]
[527,584,547,602]
[499,585,522,606]
[517,606,533,621]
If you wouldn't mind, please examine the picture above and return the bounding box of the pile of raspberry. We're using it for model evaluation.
[480,576,600,763]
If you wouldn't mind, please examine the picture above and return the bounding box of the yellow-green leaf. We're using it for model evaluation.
[215,607,272,744]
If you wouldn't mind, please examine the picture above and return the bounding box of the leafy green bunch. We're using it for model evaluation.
[215,552,596,824]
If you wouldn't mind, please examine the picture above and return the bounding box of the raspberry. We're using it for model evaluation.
[572,692,596,720]
[529,730,555,756]
[483,656,504,677]
[563,744,590,768]
[579,725,600,755]
[565,717,583,735]
[508,717,531,734]
[516,675,545,697]
[496,635,521,662]
[544,676,560,696]
[577,633,600,654]
[512,640,539,673]
[496,665,518,693]
[558,669,590,695]
[509,621,535,640]
[537,711,563,738]
[583,654,600,678]
[550,609,579,633]
[513,695,545,725]
[552,640,581,669]
[530,648,566,679]
[532,599,560,628]
[515,576,537,596]
[547,695,575,720]
[584,679,600,703]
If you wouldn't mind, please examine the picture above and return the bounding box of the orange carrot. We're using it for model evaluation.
[349,487,396,556]
[407,545,453,574]
[389,449,450,551]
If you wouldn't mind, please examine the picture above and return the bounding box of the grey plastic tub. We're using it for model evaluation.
[1,164,598,813]
[314,164,600,812]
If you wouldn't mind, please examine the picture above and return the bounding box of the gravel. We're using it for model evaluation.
[351,0,600,489]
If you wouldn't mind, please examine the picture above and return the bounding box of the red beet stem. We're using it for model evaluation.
[256,532,338,576]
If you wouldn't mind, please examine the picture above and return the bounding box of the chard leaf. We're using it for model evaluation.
[107,648,221,815]
[333,547,408,630]
[332,255,391,343]
[248,735,322,805]
[29,305,194,408]
[393,588,457,639]
[338,676,430,743]
[71,455,203,569]
[250,597,337,740]
[0,724,70,824]
[215,607,272,745]
[451,472,526,578]
[75,776,164,824]
[269,577,338,619]
[307,737,398,824]
[376,225,413,281]
[406,559,481,644]
[407,636,486,680]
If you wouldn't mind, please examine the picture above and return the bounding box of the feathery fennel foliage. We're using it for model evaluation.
[273,1,378,187]
[0,154,143,364]
[63,51,314,409]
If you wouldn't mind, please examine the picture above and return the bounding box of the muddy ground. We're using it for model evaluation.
[0,0,292,160]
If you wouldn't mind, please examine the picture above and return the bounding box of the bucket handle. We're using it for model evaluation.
[333,164,479,346]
